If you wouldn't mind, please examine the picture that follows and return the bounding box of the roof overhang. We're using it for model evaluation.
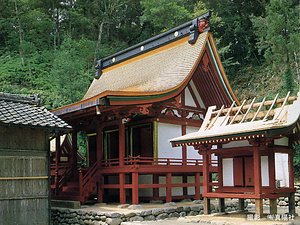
[170,92,300,147]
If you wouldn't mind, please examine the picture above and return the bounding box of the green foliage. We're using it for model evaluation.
[293,144,300,179]
[0,0,299,111]
[251,0,299,94]
[77,131,87,167]
[140,0,192,34]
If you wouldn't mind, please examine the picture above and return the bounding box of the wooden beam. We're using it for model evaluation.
[97,179,103,203]
[119,173,126,204]
[219,198,225,213]
[238,199,245,211]
[289,153,294,188]
[153,175,159,199]
[195,173,201,200]
[202,151,210,194]
[253,147,262,195]
[132,172,139,205]
[270,198,277,215]
[166,173,172,203]
[255,199,263,218]
[289,192,295,214]
[203,197,210,215]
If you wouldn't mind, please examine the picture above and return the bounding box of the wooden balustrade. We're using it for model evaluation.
[99,156,218,167]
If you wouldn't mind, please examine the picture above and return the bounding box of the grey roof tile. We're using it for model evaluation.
[0,92,72,130]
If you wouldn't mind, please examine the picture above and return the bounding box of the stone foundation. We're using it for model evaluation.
[51,200,247,225]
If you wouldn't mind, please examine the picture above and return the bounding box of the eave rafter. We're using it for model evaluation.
[170,92,300,149]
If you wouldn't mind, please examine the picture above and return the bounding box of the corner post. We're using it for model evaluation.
[253,146,263,217]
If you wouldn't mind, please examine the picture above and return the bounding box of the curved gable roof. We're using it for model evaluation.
[84,33,208,100]
[53,23,238,116]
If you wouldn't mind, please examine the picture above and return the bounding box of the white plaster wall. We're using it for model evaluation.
[158,123,182,159]
[186,126,202,160]
[261,156,269,186]
[275,153,289,187]
[185,88,197,107]
[222,158,234,186]
[274,137,289,146]
[187,176,203,195]
[223,140,251,148]
[158,176,183,197]
[138,174,153,197]
[189,80,206,109]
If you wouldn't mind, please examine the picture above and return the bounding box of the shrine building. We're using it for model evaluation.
[51,12,242,205]
[170,92,300,217]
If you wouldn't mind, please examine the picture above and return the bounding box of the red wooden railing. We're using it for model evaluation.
[50,163,72,195]
[82,162,98,191]
[100,156,218,167]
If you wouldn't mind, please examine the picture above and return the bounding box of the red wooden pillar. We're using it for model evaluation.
[96,126,103,203]
[269,151,277,215]
[132,172,139,205]
[202,151,210,194]
[72,131,78,171]
[119,173,126,204]
[289,153,294,189]
[218,155,223,190]
[195,172,201,200]
[288,153,295,214]
[96,126,103,165]
[253,147,262,195]
[166,173,172,203]
[79,167,83,196]
[183,175,187,197]
[97,175,103,203]
[268,151,276,190]
[153,175,159,199]
[202,150,210,214]
[253,147,263,217]
[181,125,187,165]
[119,120,125,167]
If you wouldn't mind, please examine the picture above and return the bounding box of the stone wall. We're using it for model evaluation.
[51,200,246,225]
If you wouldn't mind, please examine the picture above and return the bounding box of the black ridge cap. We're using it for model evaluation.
[95,11,211,79]
[0,92,41,106]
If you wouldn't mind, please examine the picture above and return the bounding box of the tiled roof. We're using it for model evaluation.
[83,32,208,100]
[0,92,72,130]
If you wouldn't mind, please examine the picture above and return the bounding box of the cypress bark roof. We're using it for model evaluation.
[170,92,300,147]
[0,92,72,130]
[52,14,239,116]
[83,33,208,100]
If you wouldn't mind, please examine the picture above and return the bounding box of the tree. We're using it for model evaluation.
[251,0,299,93]
[140,0,192,35]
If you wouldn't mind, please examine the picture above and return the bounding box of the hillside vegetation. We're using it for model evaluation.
[0,0,299,109]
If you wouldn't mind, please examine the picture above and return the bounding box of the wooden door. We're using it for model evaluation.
[132,124,153,157]
[244,156,254,186]
[233,157,244,186]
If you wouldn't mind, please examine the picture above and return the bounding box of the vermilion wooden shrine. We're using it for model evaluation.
[51,12,241,205]
[171,92,300,217]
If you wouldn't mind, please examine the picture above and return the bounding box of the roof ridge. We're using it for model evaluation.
[95,12,211,79]
[0,92,41,106]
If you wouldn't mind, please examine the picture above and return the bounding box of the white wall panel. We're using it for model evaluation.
[261,156,269,186]
[158,123,182,159]
[222,158,234,186]
[275,153,289,187]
